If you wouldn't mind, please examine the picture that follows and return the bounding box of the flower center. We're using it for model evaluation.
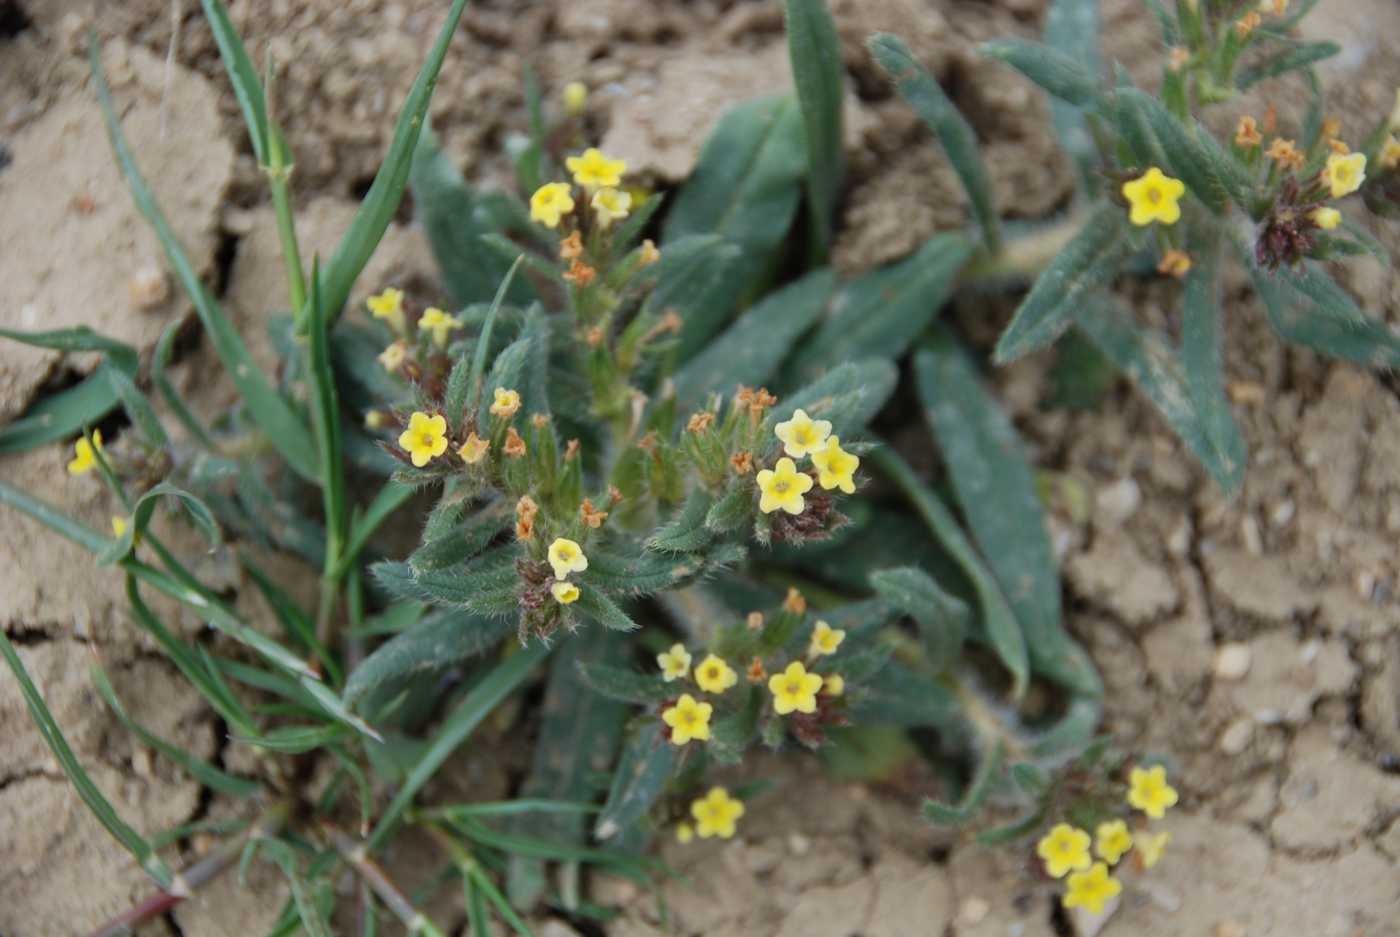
[1147,187,1162,204]
[420,434,435,447]
[786,679,803,694]
[774,480,790,493]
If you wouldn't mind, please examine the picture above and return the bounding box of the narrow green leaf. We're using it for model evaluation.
[98,481,221,566]
[922,739,1005,826]
[768,359,899,440]
[199,0,271,162]
[574,586,639,633]
[0,363,122,455]
[1115,89,1227,213]
[333,480,416,579]
[372,548,520,616]
[594,723,677,840]
[409,504,507,572]
[979,39,1101,107]
[468,255,526,418]
[869,35,999,251]
[0,477,111,554]
[307,258,349,568]
[785,0,844,261]
[573,661,672,705]
[153,321,217,449]
[344,610,512,704]
[645,489,716,554]
[0,324,139,374]
[1044,0,1102,194]
[870,566,968,673]
[1180,229,1247,494]
[1236,41,1340,90]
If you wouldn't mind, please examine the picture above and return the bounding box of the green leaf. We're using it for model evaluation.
[308,259,349,576]
[785,0,843,262]
[574,662,673,705]
[1180,230,1247,494]
[0,631,174,889]
[869,35,999,252]
[709,685,762,764]
[89,37,319,481]
[371,547,520,616]
[1043,0,1102,194]
[344,610,513,704]
[870,566,968,673]
[1114,89,1227,213]
[979,39,1101,107]
[585,541,747,596]
[594,723,677,840]
[480,305,551,424]
[705,487,752,534]
[867,446,1029,697]
[468,255,526,419]
[199,0,271,163]
[916,334,1100,694]
[786,234,974,380]
[769,359,899,440]
[993,204,1133,363]
[847,660,960,728]
[321,0,472,322]
[672,269,834,409]
[574,585,639,633]
[0,324,139,374]
[0,362,122,455]
[333,480,417,579]
[235,724,347,754]
[409,505,507,572]
[645,489,716,553]
[923,739,1005,826]
[153,321,217,448]
[1236,41,1340,90]
[0,477,111,555]
[98,482,221,566]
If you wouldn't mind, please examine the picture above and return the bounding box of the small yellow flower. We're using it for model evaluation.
[694,654,738,694]
[530,182,576,228]
[591,187,631,228]
[418,307,462,348]
[756,457,814,515]
[365,410,386,430]
[1122,167,1186,226]
[398,412,449,468]
[1135,830,1170,869]
[1381,136,1400,170]
[1063,862,1122,915]
[1127,765,1179,819]
[1094,820,1133,865]
[638,238,661,266]
[774,408,832,458]
[378,341,408,373]
[67,430,103,476]
[490,388,522,419]
[458,432,490,464]
[547,537,588,581]
[690,787,744,839]
[1037,823,1092,878]
[1322,151,1366,198]
[562,81,588,116]
[111,515,128,538]
[565,147,626,191]
[674,822,694,845]
[367,287,406,332]
[657,643,692,682]
[1312,207,1341,230]
[808,620,845,657]
[768,660,824,715]
[1234,116,1262,147]
[551,581,581,604]
[662,693,713,745]
[1156,248,1192,279]
[822,673,845,697]
[810,436,859,494]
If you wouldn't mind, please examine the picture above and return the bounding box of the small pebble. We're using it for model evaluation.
[1219,718,1253,755]
[1213,921,1247,937]
[1095,477,1141,527]
[958,897,989,925]
[787,832,810,856]
[1213,643,1252,681]
[128,265,169,311]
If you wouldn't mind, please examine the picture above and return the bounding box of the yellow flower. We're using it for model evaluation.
[490,388,522,419]
[547,537,588,580]
[367,287,406,332]
[1122,167,1186,226]
[694,654,738,694]
[639,238,661,266]
[657,643,692,682]
[111,515,128,538]
[662,693,712,745]
[1127,765,1179,819]
[562,81,588,116]
[774,408,832,458]
[1063,862,1122,915]
[418,307,462,348]
[675,822,694,845]
[530,182,576,228]
[565,147,626,190]
[1311,207,1341,230]
[550,581,580,604]
[810,436,859,494]
[808,620,845,657]
[690,786,744,839]
[67,430,103,476]
[1094,820,1133,865]
[591,187,631,228]
[398,412,449,468]
[458,432,490,464]
[1038,824,1092,878]
[756,457,813,515]
[822,673,845,697]
[1381,136,1400,170]
[378,341,408,373]
[1135,830,1170,869]
[768,660,824,715]
[1322,151,1366,198]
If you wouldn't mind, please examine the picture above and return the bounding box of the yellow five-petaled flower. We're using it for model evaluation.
[367,287,406,333]
[662,693,712,745]
[399,412,449,468]
[566,148,626,191]
[591,187,631,228]
[822,673,845,697]
[67,430,104,476]
[1094,820,1133,865]
[530,182,576,228]
[547,537,588,581]
[1127,765,1179,819]
[1063,862,1122,915]
[490,387,522,419]
[418,307,462,348]
[694,654,738,694]
[1037,823,1092,878]
[378,341,407,373]
[768,660,824,715]
[550,581,580,604]
[1322,151,1366,198]
[774,408,832,458]
[756,457,813,515]
[458,432,490,465]
[1135,830,1170,869]
[657,643,692,682]
[690,787,744,839]
[810,436,859,493]
[1122,167,1186,226]
[808,620,845,657]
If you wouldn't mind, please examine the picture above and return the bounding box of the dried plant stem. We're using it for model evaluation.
[86,800,291,937]
[324,825,448,937]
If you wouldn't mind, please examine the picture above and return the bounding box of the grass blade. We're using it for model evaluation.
[153,321,217,449]
[0,477,111,554]
[198,0,271,162]
[0,362,122,455]
[785,0,844,262]
[0,325,139,374]
[306,257,349,572]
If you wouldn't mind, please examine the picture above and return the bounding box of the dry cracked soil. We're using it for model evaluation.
[1,0,1398,935]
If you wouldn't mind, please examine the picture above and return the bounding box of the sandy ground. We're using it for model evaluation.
[1,0,1398,935]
